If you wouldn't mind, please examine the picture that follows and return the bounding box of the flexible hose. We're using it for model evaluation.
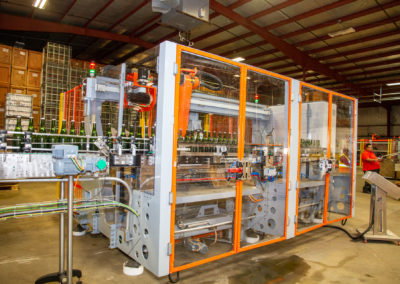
[323,192,375,240]
[198,71,223,91]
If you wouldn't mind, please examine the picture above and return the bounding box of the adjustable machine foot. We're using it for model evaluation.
[35,269,82,284]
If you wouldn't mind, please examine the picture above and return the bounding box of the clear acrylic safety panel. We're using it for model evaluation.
[328,95,354,221]
[173,51,240,267]
[240,70,288,247]
[297,86,329,232]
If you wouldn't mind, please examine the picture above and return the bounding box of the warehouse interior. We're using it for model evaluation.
[0,0,399,283]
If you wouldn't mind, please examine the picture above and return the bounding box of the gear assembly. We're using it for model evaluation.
[0,41,358,283]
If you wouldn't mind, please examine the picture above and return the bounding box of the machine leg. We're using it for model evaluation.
[35,179,82,284]
[168,272,180,283]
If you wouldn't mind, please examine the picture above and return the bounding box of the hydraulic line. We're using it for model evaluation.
[197,70,223,91]
[0,199,138,221]
[323,191,375,240]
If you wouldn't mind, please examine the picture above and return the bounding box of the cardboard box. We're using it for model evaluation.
[0,45,11,65]
[27,69,41,88]
[27,88,41,107]
[0,84,8,106]
[10,68,26,87]
[32,106,40,128]
[10,87,26,94]
[0,64,10,85]
[28,50,42,70]
[12,48,27,69]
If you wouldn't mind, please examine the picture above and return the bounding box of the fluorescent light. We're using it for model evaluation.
[232,57,245,62]
[387,82,400,86]
[33,0,46,9]
[328,27,355,38]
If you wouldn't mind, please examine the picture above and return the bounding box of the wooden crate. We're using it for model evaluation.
[32,106,40,128]
[28,50,42,70]
[11,68,26,87]
[27,69,41,88]
[0,64,10,85]
[12,48,28,69]
[0,45,12,65]
[10,87,26,94]
[0,84,8,106]
[27,88,41,107]
[71,59,85,69]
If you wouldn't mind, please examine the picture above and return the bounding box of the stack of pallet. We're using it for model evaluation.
[0,44,42,129]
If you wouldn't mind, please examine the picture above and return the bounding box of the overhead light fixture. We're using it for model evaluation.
[387,82,400,86]
[328,27,356,38]
[33,0,47,9]
[232,57,245,62]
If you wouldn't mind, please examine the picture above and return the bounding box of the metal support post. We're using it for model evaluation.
[59,181,65,275]
[67,175,74,284]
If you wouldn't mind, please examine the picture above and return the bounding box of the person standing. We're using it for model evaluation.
[361,143,381,193]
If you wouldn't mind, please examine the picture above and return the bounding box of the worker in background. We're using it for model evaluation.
[338,148,351,173]
[361,143,381,193]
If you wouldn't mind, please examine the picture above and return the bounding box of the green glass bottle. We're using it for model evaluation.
[69,120,76,146]
[121,124,127,150]
[59,119,68,144]
[13,115,23,152]
[136,125,142,151]
[49,119,58,148]
[149,125,156,154]
[27,117,34,150]
[79,121,86,151]
[198,130,204,152]
[233,132,237,153]
[106,123,113,149]
[90,122,98,151]
[128,124,135,150]
[206,131,212,152]
[38,118,46,149]
[191,130,197,152]
[178,129,184,143]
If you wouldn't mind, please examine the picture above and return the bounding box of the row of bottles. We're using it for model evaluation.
[10,116,155,153]
[178,129,237,153]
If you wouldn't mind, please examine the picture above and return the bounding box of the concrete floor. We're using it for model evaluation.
[0,170,399,284]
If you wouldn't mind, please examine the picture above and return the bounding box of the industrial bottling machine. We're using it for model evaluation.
[0,41,357,281]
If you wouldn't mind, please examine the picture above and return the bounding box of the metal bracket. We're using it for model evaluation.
[167,243,173,256]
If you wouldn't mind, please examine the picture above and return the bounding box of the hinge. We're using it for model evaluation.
[288,181,291,191]
[169,192,174,205]
[167,243,173,256]
[294,215,297,224]
[295,181,299,189]
[173,63,178,75]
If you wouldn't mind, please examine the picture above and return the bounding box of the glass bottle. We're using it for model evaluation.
[69,120,76,146]
[79,121,86,151]
[128,124,135,150]
[49,119,58,148]
[191,130,197,152]
[27,117,34,151]
[90,122,97,151]
[38,118,47,149]
[198,129,204,152]
[233,132,237,153]
[59,119,68,144]
[178,129,184,143]
[136,125,142,151]
[13,115,23,152]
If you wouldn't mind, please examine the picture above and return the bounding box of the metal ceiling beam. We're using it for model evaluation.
[59,0,78,22]
[75,0,150,59]
[112,30,179,65]
[192,0,302,43]
[0,13,155,49]
[249,14,400,66]
[209,0,367,96]
[203,0,354,52]
[92,14,162,61]
[209,0,253,20]
[83,0,115,28]
[220,0,399,59]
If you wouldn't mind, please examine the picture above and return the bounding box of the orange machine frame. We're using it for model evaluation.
[169,45,294,273]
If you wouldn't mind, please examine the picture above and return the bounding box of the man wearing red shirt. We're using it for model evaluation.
[361,143,381,193]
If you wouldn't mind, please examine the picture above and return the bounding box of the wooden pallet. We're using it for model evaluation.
[0,183,19,191]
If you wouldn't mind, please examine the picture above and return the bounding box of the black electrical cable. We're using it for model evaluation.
[324,192,375,241]
[198,71,223,91]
